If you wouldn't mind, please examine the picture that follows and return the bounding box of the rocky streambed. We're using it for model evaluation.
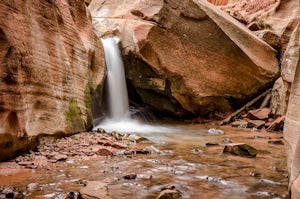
[0,124,288,199]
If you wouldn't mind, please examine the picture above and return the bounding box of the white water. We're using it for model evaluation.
[93,37,175,133]
[102,37,130,120]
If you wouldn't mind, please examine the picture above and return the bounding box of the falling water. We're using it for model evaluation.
[102,37,130,120]
[93,37,175,133]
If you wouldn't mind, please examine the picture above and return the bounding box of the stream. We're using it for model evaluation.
[0,124,288,199]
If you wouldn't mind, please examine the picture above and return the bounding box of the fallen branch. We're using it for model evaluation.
[219,88,272,125]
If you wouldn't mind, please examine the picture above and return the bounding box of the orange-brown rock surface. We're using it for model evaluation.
[0,0,105,160]
[89,0,279,117]
[284,23,300,199]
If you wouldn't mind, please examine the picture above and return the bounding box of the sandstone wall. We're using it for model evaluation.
[0,0,105,160]
[283,22,300,199]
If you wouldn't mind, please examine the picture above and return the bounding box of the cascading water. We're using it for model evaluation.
[93,37,175,133]
[102,37,130,120]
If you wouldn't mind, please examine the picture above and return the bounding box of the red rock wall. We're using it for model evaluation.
[0,0,105,160]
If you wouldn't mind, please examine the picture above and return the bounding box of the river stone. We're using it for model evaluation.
[96,148,114,156]
[157,189,181,199]
[208,128,225,135]
[89,0,279,118]
[247,108,271,120]
[231,120,248,128]
[268,140,284,145]
[247,120,266,129]
[223,143,257,157]
[80,181,109,199]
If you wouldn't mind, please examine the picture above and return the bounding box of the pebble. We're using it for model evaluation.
[259,179,281,185]
[123,174,137,180]
[145,146,161,154]
[222,138,232,144]
[208,128,225,135]
[268,140,284,145]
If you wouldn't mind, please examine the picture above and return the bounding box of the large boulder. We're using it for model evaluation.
[0,0,105,160]
[89,0,279,117]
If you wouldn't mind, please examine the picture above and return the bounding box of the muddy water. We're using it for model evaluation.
[0,124,288,199]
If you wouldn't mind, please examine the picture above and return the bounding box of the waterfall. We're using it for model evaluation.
[93,37,175,134]
[102,37,130,120]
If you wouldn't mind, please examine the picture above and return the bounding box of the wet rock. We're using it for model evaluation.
[247,119,266,129]
[247,108,270,120]
[223,143,257,157]
[259,179,281,185]
[157,189,181,199]
[53,154,68,161]
[250,127,258,132]
[145,146,161,154]
[231,120,248,128]
[191,149,203,154]
[205,142,219,147]
[128,134,149,143]
[123,174,137,180]
[134,149,151,155]
[96,148,114,156]
[207,128,225,135]
[267,116,285,132]
[80,181,109,199]
[161,185,176,191]
[137,174,153,180]
[254,135,271,140]
[268,140,284,145]
[249,172,263,178]
[110,131,123,140]
[63,191,80,199]
[27,183,39,191]
[222,138,232,144]
[110,142,128,149]
[17,161,34,166]
[1,186,24,199]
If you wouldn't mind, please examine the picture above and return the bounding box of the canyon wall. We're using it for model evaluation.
[89,0,279,118]
[218,0,299,197]
[283,23,300,199]
[0,0,105,160]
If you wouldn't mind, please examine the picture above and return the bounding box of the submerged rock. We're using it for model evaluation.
[223,143,257,157]
[247,120,266,129]
[268,140,284,145]
[80,181,109,199]
[157,189,181,199]
[96,148,114,156]
[208,128,225,135]
[231,120,248,128]
[123,174,137,180]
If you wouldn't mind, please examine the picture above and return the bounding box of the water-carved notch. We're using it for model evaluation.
[3,111,22,137]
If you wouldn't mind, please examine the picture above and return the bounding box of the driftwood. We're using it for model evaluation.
[219,89,272,125]
[259,92,272,108]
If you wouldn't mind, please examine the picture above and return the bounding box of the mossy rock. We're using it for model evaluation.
[223,143,257,158]
[65,100,85,133]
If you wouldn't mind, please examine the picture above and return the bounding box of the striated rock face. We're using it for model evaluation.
[284,23,300,199]
[271,23,300,115]
[0,0,105,160]
[89,0,279,117]
[222,0,299,53]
